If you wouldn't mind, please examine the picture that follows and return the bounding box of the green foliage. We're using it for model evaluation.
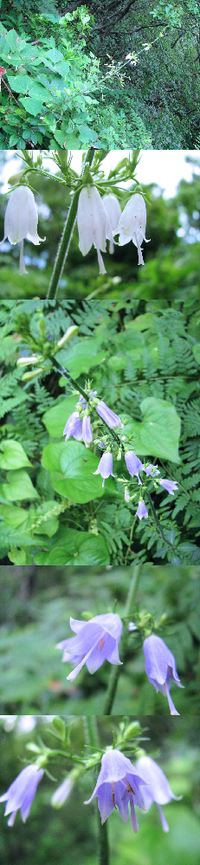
[0,299,199,567]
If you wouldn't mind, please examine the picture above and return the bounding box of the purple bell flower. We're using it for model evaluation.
[85,749,148,832]
[143,634,184,715]
[160,479,178,494]
[96,400,124,429]
[56,613,123,680]
[125,451,144,479]
[136,756,181,832]
[136,499,148,520]
[0,764,44,826]
[93,452,115,487]
[82,415,93,446]
[63,411,82,441]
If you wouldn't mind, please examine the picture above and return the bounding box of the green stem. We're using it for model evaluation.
[83,717,109,865]
[97,811,109,865]
[46,149,96,301]
[46,186,81,301]
[82,715,100,750]
[103,566,142,715]
[145,490,177,555]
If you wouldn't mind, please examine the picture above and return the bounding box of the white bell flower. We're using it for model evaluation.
[1,185,45,274]
[77,185,113,274]
[113,192,150,265]
[102,193,121,253]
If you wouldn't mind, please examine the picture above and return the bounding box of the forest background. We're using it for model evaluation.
[0,0,200,148]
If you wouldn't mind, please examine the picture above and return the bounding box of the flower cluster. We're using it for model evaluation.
[57,614,183,715]
[63,397,178,511]
[63,392,123,451]
[77,188,149,273]
[0,752,181,835]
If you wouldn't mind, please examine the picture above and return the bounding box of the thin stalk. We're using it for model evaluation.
[83,717,109,864]
[103,566,142,715]
[145,490,177,555]
[46,148,96,300]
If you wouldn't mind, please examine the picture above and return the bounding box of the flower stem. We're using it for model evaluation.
[97,811,109,865]
[145,490,178,556]
[46,149,96,301]
[82,715,100,750]
[103,566,142,715]
[83,717,109,864]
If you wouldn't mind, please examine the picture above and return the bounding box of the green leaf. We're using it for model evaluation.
[55,338,105,379]
[34,530,110,566]
[19,97,45,115]
[42,397,78,437]
[0,439,31,470]
[1,470,40,501]
[123,397,181,462]
[42,442,66,473]
[42,440,104,503]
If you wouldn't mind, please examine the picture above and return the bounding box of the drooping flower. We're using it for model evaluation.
[113,193,150,265]
[96,400,123,429]
[93,451,115,487]
[0,764,44,826]
[143,634,184,715]
[77,186,113,273]
[125,451,144,480]
[85,749,148,832]
[51,766,85,808]
[63,411,83,441]
[57,613,123,680]
[136,499,148,520]
[102,193,121,253]
[136,756,181,832]
[0,186,45,274]
[160,479,178,494]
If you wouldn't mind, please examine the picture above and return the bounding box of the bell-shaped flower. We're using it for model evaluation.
[160,479,178,494]
[77,186,113,274]
[0,764,44,826]
[125,451,144,480]
[93,451,115,487]
[102,193,121,253]
[143,634,184,715]
[136,756,181,832]
[85,749,148,832]
[63,411,93,448]
[136,499,148,520]
[0,186,45,274]
[96,400,123,429]
[113,193,150,265]
[56,613,123,680]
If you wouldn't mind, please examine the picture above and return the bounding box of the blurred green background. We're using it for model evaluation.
[0,715,199,865]
[0,564,199,714]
